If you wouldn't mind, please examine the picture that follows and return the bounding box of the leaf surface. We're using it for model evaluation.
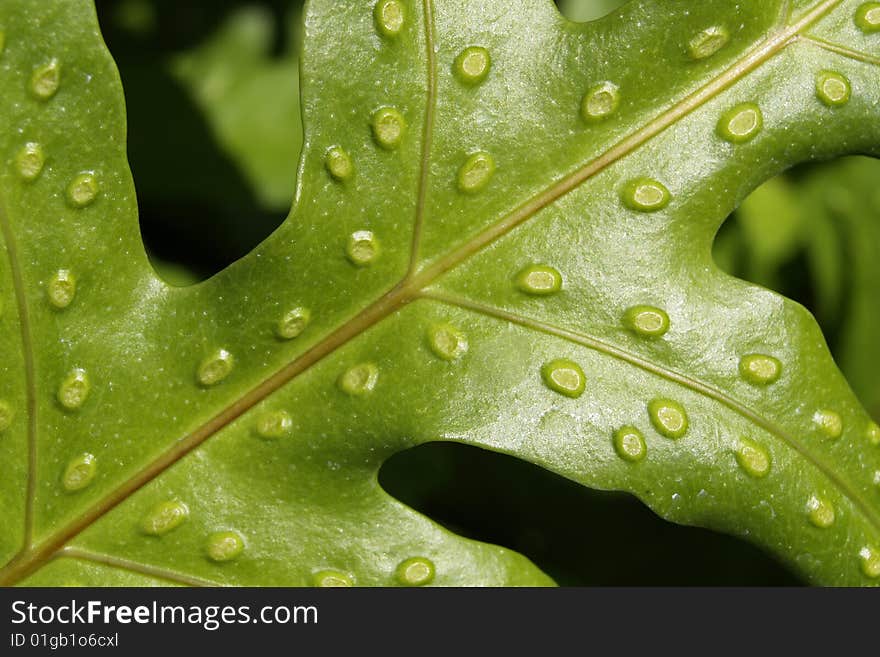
[1,0,880,586]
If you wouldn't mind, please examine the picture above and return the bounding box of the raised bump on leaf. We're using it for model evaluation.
[717,103,763,143]
[66,172,99,208]
[396,557,435,586]
[29,58,61,100]
[457,151,495,194]
[813,409,843,439]
[47,270,77,309]
[735,438,771,478]
[613,426,647,462]
[62,453,97,493]
[580,81,620,122]
[739,354,782,386]
[623,306,670,338]
[198,349,235,387]
[622,178,671,212]
[541,359,586,399]
[338,363,379,396]
[313,570,353,587]
[454,46,491,85]
[142,501,189,536]
[325,146,354,181]
[859,546,880,578]
[346,230,381,266]
[15,142,45,182]
[0,401,13,432]
[374,0,406,39]
[855,3,880,33]
[427,323,469,361]
[371,107,406,150]
[57,368,90,411]
[868,422,880,447]
[806,495,836,528]
[816,71,851,107]
[515,265,563,296]
[277,307,311,340]
[255,410,293,440]
[648,399,689,439]
[688,26,730,60]
[206,531,245,562]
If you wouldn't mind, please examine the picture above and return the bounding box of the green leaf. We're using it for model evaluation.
[1,0,880,587]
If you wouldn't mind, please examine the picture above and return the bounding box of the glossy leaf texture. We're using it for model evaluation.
[1,0,880,587]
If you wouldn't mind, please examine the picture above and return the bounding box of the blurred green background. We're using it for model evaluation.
[94,0,879,585]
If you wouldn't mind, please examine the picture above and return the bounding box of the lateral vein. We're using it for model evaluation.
[407,0,439,276]
[60,547,215,587]
[422,290,880,534]
[799,33,880,66]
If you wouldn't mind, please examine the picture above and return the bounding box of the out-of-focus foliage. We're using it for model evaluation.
[716,157,880,421]
[170,6,302,211]
[99,0,302,278]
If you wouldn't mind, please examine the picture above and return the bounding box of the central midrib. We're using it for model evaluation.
[0,0,850,586]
